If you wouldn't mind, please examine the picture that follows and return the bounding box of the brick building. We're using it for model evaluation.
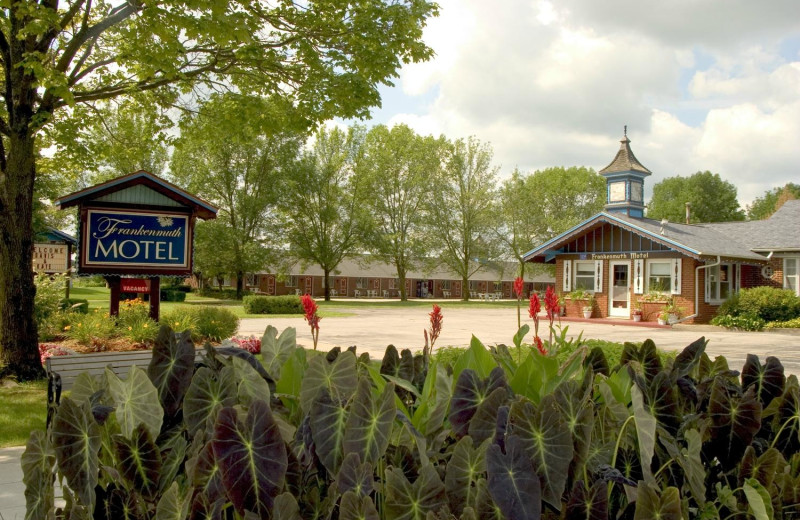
[524,131,800,323]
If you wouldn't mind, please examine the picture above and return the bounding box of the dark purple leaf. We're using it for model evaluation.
[486,435,541,520]
[212,400,287,516]
[148,327,196,418]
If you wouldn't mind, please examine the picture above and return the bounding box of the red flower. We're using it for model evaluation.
[301,294,321,349]
[514,277,524,298]
[544,286,559,322]
[533,336,547,355]
[528,293,541,319]
[429,304,443,349]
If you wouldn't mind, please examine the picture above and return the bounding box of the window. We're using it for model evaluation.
[493,281,502,292]
[285,275,298,288]
[574,261,595,291]
[469,280,479,291]
[388,278,397,289]
[706,263,734,302]
[440,280,451,290]
[786,257,799,296]
[356,277,367,289]
[647,261,672,294]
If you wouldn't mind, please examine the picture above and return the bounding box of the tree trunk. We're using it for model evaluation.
[324,269,330,301]
[397,267,407,301]
[462,275,470,301]
[236,271,244,299]
[0,129,45,380]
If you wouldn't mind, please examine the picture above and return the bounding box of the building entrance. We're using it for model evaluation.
[609,261,630,317]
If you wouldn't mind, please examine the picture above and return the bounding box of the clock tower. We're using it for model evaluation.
[599,127,651,217]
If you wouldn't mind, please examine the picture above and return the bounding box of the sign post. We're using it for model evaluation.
[56,171,217,321]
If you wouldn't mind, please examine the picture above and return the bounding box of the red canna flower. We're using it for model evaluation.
[533,336,547,355]
[429,304,443,349]
[544,286,559,323]
[529,292,541,338]
[513,277,524,299]
[301,294,321,349]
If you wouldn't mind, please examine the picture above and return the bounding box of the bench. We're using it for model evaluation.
[45,349,205,392]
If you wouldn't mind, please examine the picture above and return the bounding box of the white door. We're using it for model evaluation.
[609,261,630,317]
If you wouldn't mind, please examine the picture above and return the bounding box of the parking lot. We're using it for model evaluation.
[239,305,800,375]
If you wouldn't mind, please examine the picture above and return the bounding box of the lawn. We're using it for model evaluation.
[0,379,47,447]
[68,286,516,318]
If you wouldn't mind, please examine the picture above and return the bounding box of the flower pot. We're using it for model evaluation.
[582,307,593,319]
[632,314,642,322]
[657,318,667,326]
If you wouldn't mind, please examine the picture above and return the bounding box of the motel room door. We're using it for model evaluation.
[609,261,630,317]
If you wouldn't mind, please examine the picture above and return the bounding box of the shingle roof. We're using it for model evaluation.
[598,135,652,176]
[260,256,554,283]
[702,200,800,251]
[524,212,768,263]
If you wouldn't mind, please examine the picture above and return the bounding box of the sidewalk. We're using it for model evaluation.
[0,446,26,520]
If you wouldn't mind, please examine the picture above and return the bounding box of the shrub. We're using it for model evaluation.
[64,309,117,346]
[160,289,187,302]
[29,330,790,520]
[198,287,241,300]
[765,317,800,329]
[159,306,199,335]
[242,294,303,314]
[120,317,159,345]
[192,306,239,341]
[34,274,66,334]
[74,274,106,287]
[117,298,150,327]
[717,286,800,323]
[60,298,89,314]
[711,314,766,331]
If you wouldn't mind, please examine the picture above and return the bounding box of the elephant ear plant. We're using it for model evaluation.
[24,323,800,519]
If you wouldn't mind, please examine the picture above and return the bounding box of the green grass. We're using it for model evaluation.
[0,379,47,447]
[68,287,353,318]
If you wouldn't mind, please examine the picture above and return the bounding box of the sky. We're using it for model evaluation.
[356,0,800,207]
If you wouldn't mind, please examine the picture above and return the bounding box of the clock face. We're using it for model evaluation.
[609,181,626,202]
[631,182,643,202]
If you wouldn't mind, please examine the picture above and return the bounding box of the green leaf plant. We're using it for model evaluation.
[24,325,800,519]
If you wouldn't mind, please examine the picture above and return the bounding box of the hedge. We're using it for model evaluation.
[242,294,304,314]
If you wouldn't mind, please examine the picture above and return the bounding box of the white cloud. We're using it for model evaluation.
[369,0,800,209]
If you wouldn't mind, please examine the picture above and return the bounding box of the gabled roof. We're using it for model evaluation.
[523,212,767,263]
[598,134,652,176]
[55,170,217,220]
[702,200,800,252]
[35,228,77,245]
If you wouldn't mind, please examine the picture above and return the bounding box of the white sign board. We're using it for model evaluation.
[33,243,69,273]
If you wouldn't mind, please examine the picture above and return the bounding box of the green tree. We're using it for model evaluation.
[646,171,745,223]
[171,95,306,299]
[0,0,436,379]
[360,124,443,300]
[747,183,800,220]
[495,166,605,278]
[428,136,499,301]
[280,126,369,301]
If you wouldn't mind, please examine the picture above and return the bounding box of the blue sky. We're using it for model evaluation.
[351,0,800,206]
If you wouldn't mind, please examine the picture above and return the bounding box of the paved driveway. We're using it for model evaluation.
[239,306,800,375]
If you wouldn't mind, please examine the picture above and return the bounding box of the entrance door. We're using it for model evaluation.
[609,261,630,317]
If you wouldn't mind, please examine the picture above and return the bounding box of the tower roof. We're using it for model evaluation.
[598,129,652,176]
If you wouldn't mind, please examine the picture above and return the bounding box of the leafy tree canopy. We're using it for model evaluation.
[646,171,745,223]
[747,183,800,220]
[0,0,438,379]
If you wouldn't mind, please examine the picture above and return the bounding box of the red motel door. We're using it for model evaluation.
[304,276,313,295]
[266,275,276,295]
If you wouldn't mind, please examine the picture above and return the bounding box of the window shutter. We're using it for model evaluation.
[734,264,741,293]
[594,260,603,293]
[671,258,682,295]
[633,259,644,294]
[562,260,572,292]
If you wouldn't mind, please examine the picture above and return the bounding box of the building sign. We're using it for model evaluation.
[120,278,151,293]
[33,244,69,273]
[590,252,650,260]
[83,209,190,270]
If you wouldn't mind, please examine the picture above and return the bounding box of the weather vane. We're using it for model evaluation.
[624,125,627,137]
